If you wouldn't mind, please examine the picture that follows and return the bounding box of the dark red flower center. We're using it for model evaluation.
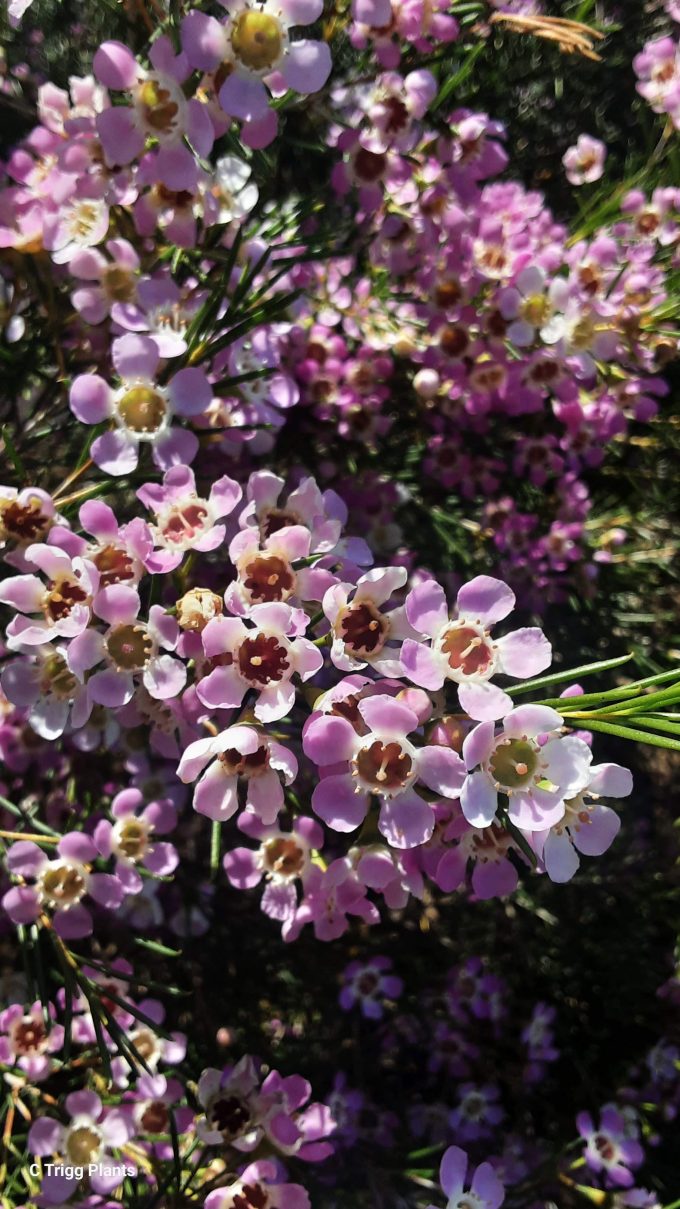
[243,554,295,604]
[338,601,389,656]
[238,634,290,686]
[355,739,413,792]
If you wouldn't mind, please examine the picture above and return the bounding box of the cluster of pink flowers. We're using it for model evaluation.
[280,96,677,603]
[0,3,678,1206]
[22,1043,332,1204]
[0,459,635,952]
[635,33,680,131]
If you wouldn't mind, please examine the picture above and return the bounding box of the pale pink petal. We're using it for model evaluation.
[496,627,552,678]
[312,774,368,831]
[458,681,513,723]
[113,332,159,381]
[93,40,139,89]
[194,765,239,821]
[456,575,515,626]
[281,40,332,94]
[378,792,434,849]
[460,771,497,827]
[543,829,579,883]
[405,579,448,637]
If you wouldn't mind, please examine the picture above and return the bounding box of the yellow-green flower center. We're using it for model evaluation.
[117,385,167,434]
[231,11,284,71]
[102,264,137,303]
[106,622,154,671]
[39,862,87,907]
[521,294,551,326]
[66,1125,102,1165]
[113,816,150,862]
[488,738,538,790]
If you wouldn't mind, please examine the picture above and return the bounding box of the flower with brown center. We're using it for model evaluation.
[139,1100,170,1134]
[42,576,90,624]
[238,633,290,687]
[336,601,389,658]
[101,263,137,303]
[111,815,151,863]
[9,1014,48,1057]
[209,1093,253,1142]
[91,544,137,588]
[262,836,307,879]
[353,737,416,797]
[438,623,495,679]
[259,507,302,540]
[218,744,269,777]
[40,653,78,700]
[0,494,52,546]
[242,554,296,605]
[157,501,212,549]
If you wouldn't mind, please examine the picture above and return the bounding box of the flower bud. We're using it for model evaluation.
[414,368,440,398]
[176,588,223,633]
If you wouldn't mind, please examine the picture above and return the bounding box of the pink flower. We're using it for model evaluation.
[0,542,98,648]
[196,1057,335,1160]
[93,36,214,187]
[181,0,331,141]
[401,576,551,721]
[94,787,179,893]
[137,464,242,573]
[2,835,124,939]
[435,813,521,901]
[285,856,380,941]
[304,693,465,848]
[28,1091,134,1199]
[204,1160,311,1209]
[0,1001,64,1082]
[0,486,59,564]
[196,604,323,723]
[449,1084,504,1143]
[66,587,186,707]
[52,498,152,591]
[69,333,209,475]
[0,644,92,739]
[45,194,110,265]
[563,135,607,186]
[124,1072,194,1147]
[634,37,680,124]
[238,472,372,567]
[531,761,632,882]
[223,813,323,927]
[339,955,403,1018]
[323,566,414,675]
[427,1144,505,1209]
[177,724,298,824]
[69,237,140,325]
[111,272,203,358]
[577,1107,644,1188]
[226,522,336,615]
[461,705,593,830]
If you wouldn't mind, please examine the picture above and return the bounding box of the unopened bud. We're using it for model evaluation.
[414,368,440,399]
[176,588,223,632]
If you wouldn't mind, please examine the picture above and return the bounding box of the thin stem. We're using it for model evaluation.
[0,830,59,844]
